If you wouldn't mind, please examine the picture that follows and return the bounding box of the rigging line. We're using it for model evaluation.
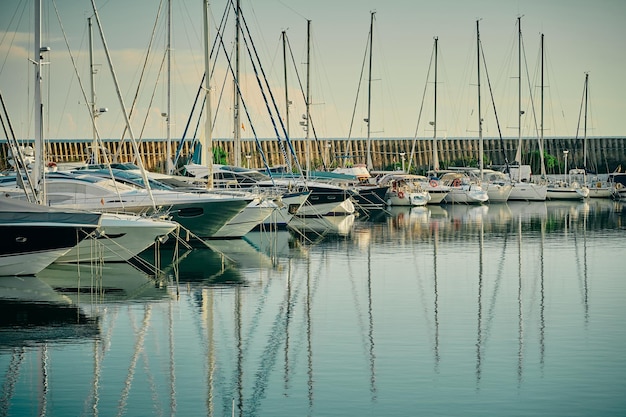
[231,0,302,173]
[132,51,167,164]
[235,3,303,175]
[407,40,435,173]
[348,29,371,141]
[52,0,130,208]
[574,73,586,143]
[284,34,326,170]
[212,14,276,180]
[0,0,29,75]
[116,0,165,161]
[479,38,510,170]
[0,92,37,201]
[236,4,301,173]
[174,2,231,167]
[89,0,157,210]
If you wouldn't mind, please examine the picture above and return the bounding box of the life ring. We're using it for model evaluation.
[398,190,405,199]
[452,178,461,187]
[616,183,623,189]
[429,179,438,187]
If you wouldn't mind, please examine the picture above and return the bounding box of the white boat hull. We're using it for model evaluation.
[261,191,310,229]
[296,198,355,217]
[0,248,70,276]
[424,189,449,204]
[385,190,431,206]
[443,187,489,204]
[485,183,512,203]
[508,183,548,201]
[212,200,277,238]
[56,214,177,263]
[288,214,355,236]
[546,186,589,200]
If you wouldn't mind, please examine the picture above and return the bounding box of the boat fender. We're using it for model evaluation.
[429,179,438,187]
[398,191,405,199]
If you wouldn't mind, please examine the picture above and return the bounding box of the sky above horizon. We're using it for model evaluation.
[1,0,625,142]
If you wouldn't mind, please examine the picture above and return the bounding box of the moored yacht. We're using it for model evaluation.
[0,172,251,239]
[436,172,489,205]
[0,197,102,275]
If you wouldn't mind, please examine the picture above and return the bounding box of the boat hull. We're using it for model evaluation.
[212,200,277,238]
[56,214,178,263]
[0,225,96,275]
[443,187,489,204]
[546,187,589,200]
[508,183,548,201]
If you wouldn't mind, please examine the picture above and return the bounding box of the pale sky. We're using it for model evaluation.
[1,0,624,142]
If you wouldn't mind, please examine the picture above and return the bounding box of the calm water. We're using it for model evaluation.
[1,199,625,417]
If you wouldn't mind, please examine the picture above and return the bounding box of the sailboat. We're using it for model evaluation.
[507,17,548,202]
[574,73,614,199]
[437,22,490,205]
[542,35,589,201]
[322,12,402,209]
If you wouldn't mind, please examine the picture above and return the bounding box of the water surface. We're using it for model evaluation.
[1,199,624,416]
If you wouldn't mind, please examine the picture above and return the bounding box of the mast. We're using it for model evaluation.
[33,0,46,204]
[514,17,522,173]
[203,0,213,187]
[305,19,311,174]
[476,20,484,177]
[583,72,589,171]
[88,16,99,165]
[539,34,546,177]
[365,11,375,170]
[233,0,241,167]
[166,0,173,174]
[432,36,440,171]
[282,30,290,137]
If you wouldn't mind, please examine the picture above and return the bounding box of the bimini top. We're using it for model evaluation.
[0,196,102,227]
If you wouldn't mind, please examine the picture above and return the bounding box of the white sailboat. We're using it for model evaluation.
[540,35,588,201]
[507,17,548,202]
[575,73,614,199]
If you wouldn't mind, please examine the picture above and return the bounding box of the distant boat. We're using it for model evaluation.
[436,172,489,205]
[377,173,431,206]
[0,197,101,276]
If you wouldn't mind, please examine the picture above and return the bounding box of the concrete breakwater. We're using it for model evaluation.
[2,136,625,174]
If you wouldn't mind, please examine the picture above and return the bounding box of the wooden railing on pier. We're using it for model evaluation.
[1,137,624,174]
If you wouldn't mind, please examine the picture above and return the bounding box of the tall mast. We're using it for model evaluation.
[514,17,522,170]
[432,36,440,171]
[305,19,311,174]
[539,33,546,178]
[583,72,589,171]
[365,11,375,170]
[88,16,99,165]
[233,0,241,167]
[203,0,213,187]
[33,0,46,204]
[282,30,290,137]
[166,0,173,173]
[476,20,484,176]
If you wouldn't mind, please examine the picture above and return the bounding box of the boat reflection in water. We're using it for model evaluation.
[0,276,98,348]
[0,199,624,417]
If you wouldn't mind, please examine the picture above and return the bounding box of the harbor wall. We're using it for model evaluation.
[2,136,625,174]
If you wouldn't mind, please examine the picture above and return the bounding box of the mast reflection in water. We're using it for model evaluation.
[0,199,624,417]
